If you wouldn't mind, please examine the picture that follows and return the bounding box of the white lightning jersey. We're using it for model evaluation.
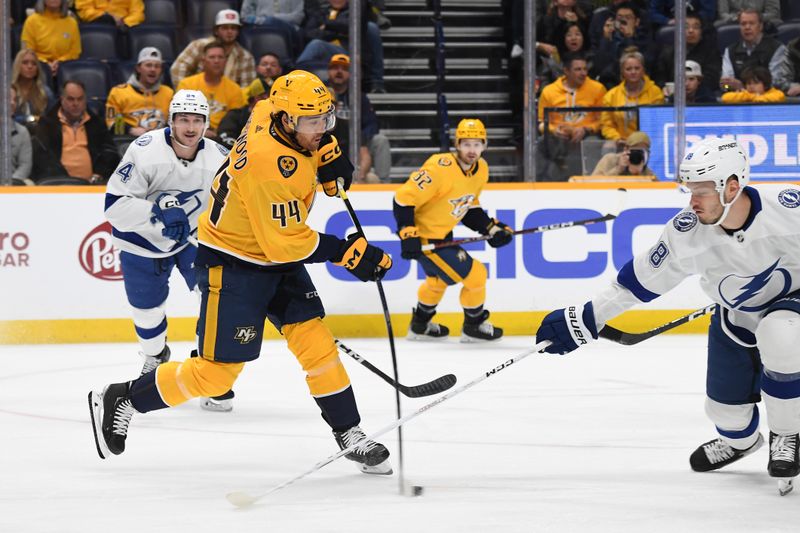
[593,185,800,346]
[105,128,228,258]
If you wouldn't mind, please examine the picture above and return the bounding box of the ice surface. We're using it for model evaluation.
[2,336,799,532]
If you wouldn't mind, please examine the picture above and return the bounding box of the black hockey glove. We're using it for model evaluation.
[487,219,513,248]
[398,226,423,260]
[317,133,354,197]
[333,233,393,282]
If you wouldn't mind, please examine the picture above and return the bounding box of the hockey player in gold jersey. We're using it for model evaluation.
[89,70,395,475]
[394,118,513,342]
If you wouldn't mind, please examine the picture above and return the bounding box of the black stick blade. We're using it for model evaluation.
[400,374,457,398]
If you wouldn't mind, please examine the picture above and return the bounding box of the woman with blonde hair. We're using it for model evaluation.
[11,48,55,125]
[21,0,81,77]
[600,47,663,143]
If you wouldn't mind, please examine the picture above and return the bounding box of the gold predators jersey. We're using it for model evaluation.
[198,100,328,265]
[105,83,174,132]
[395,152,490,239]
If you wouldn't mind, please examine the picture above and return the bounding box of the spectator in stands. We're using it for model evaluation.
[664,60,717,103]
[176,41,245,137]
[327,54,391,183]
[653,11,722,93]
[591,131,655,178]
[716,0,782,28]
[537,52,607,181]
[75,0,144,28]
[593,3,653,88]
[106,47,175,136]
[786,37,800,97]
[720,9,791,92]
[588,0,650,51]
[299,0,386,93]
[20,0,81,77]
[601,48,664,143]
[721,65,786,102]
[217,77,270,149]
[10,88,34,185]
[650,0,715,28]
[11,48,55,125]
[171,10,256,88]
[538,0,590,49]
[241,0,304,30]
[32,80,120,184]
[540,21,590,83]
[255,52,283,88]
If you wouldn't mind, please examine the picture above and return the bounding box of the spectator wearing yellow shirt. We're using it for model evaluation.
[75,0,145,28]
[721,65,786,104]
[176,42,245,136]
[600,48,664,144]
[537,52,607,181]
[106,47,175,136]
[21,0,81,77]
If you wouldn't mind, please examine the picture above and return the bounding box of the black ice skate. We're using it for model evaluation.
[88,382,136,459]
[140,345,171,376]
[407,306,449,341]
[769,432,800,496]
[200,389,235,412]
[461,309,503,343]
[334,425,393,475]
[689,433,763,472]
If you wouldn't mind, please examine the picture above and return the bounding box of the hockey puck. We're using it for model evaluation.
[412,485,424,497]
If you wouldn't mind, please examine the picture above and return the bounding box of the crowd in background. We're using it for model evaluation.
[7,0,390,185]
[505,0,800,180]
[7,1,800,184]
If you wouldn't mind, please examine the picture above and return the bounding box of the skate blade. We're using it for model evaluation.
[778,478,794,496]
[87,391,110,459]
[406,332,449,342]
[359,460,393,475]
[459,334,502,344]
[200,398,233,412]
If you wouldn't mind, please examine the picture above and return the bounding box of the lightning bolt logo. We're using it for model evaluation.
[719,259,792,312]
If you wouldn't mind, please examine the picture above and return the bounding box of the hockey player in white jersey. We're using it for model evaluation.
[105,89,235,412]
[536,137,800,495]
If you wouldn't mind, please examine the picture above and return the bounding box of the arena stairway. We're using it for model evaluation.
[376,0,521,181]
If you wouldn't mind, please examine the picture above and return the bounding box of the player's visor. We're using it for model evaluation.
[293,111,336,134]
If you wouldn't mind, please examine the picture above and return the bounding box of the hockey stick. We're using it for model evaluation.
[421,187,628,251]
[226,340,551,508]
[336,340,457,398]
[335,181,407,493]
[599,304,716,346]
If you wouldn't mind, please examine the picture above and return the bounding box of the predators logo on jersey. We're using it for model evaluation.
[278,156,298,178]
[395,152,490,239]
[449,194,476,219]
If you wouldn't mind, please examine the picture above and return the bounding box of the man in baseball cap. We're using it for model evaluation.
[664,60,715,104]
[106,47,174,136]
[170,9,255,88]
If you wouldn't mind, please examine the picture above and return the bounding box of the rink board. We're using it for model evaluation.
[0,183,711,343]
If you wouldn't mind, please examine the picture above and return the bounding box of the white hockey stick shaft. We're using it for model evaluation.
[226,340,552,508]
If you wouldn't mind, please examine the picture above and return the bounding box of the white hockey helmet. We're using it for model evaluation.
[678,137,750,226]
[168,89,210,129]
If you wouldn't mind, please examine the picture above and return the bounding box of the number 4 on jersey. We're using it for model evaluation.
[272,200,301,227]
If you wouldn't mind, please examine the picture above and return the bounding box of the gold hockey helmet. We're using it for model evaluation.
[270,70,335,133]
[455,118,487,145]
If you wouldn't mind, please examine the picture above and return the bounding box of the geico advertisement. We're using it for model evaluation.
[0,187,705,321]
